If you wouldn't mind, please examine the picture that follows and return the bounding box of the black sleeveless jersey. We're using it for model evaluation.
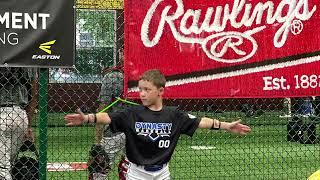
[109,105,200,165]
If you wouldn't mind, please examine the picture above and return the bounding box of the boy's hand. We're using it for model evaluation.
[64,108,87,126]
[223,120,251,135]
[23,127,35,142]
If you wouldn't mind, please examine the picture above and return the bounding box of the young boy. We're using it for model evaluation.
[65,69,251,179]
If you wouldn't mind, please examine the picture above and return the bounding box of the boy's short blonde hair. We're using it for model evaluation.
[139,69,166,88]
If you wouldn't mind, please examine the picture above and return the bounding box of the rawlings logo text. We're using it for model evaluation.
[141,0,316,63]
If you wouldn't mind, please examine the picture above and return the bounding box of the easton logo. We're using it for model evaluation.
[32,40,61,60]
[39,40,56,54]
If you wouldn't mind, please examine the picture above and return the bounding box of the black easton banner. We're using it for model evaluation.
[0,0,74,67]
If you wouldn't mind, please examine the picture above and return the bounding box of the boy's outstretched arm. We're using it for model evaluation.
[198,117,251,135]
[64,109,111,126]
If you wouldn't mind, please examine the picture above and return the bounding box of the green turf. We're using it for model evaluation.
[34,112,320,179]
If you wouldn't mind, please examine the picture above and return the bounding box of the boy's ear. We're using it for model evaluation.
[159,87,164,95]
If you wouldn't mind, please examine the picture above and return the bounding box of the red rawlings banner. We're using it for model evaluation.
[124,0,320,98]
